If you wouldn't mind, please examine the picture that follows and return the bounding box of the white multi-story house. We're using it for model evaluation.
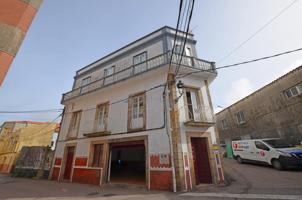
[52,26,224,191]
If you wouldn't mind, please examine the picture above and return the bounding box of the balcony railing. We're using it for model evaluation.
[62,52,216,103]
[186,105,216,124]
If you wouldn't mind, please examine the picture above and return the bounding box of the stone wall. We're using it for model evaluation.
[216,66,302,145]
[11,146,54,179]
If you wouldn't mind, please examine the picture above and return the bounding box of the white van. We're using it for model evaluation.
[232,138,302,170]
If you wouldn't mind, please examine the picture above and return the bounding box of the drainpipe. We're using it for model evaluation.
[163,90,177,192]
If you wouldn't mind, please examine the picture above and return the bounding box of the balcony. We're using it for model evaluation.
[62,52,216,103]
[184,105,216,127]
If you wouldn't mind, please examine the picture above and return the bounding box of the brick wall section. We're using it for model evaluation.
[74,157,87,167]
[150,154,171,168]
[72,168,101,185]
[51,167,60,180]
[150,171,172,190]
[54,158,62,166]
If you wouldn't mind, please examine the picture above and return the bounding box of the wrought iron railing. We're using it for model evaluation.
[62,52,216,103]
[187,105,215,123]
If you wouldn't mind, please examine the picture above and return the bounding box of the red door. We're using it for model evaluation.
[63,146,75,180]
[191,137,212,184]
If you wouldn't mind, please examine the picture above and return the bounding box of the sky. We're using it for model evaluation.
[0,0,302,124]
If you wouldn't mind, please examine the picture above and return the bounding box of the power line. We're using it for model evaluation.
[0,109,63,114]
[177,47,302,78]
[217,0,298,64]
[175,0,195,75]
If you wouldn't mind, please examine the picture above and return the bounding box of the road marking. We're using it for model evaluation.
[180,193,302,200]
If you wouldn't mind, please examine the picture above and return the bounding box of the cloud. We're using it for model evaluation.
[225,78,254,106]
[278,59,302,77]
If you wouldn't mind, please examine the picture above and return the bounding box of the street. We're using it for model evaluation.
[0,158,301,200]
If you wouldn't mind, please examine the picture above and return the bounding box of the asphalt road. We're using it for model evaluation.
[0,158,301,200]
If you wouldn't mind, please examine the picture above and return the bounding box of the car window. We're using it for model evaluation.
[255,141,270,151]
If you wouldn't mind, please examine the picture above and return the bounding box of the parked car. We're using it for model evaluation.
[232,138,302,170]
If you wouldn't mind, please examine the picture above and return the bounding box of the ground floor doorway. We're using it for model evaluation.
[63,146,75,180]
[191,137,212,184]
[108,141,145,185]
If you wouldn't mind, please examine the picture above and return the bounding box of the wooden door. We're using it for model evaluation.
[191,137,212,184]
[63,146,75,180]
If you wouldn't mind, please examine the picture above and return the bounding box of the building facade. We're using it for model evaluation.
[52,27,224,191]
[0,121,59,173]
[216,66,302,148]
[0,0,42,85]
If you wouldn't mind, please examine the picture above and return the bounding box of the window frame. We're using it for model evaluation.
[183,87,204,122]
[104,66,115,77]
[81,76,91,86]
[94,102,109,132]
[221,118,229,130]
[284,83,302,99]
[88,142,104,168]
[127,92,146,131]
[67,110,82,139]
[133,51,147,74]
[236,110,246,124]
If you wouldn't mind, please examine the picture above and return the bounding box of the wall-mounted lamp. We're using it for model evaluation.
[175,80,184,103]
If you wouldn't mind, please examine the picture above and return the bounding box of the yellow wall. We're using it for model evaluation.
[0,122,58,173]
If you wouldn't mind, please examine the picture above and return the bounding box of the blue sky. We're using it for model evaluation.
[0,0,302,124]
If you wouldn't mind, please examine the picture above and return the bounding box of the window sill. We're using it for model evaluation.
[83,131,111,138]
[184,120,215,127]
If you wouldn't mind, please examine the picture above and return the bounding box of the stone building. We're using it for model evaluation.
[52,26,224,191]
[0,0,42,85]
[0,121,59,173]
[216,65,302,147]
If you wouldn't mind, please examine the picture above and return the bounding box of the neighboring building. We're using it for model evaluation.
[0,0,43,85]
[0,121,59,173]
[52,26,224,191]
[12,146,54,179]
[216,66,302,148]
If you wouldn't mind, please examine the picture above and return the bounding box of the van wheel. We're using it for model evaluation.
[236,156,243,164]
[272,159,283,170]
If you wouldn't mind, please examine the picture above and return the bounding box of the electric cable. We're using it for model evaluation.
[217,0,298,64]
[177,47,302,78]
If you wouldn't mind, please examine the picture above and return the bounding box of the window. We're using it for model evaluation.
[284,83,302,98]
[103,66,115,85]
[133,52,147,74]
[128,93,146,130]
[67,111,82,138]
[81,76,91,94]
[185,88,202,122]
[221,119,229,130]
[255,141,270,151]
[81,76,91,86]
[185,46,193,66]
[94,103,109,132]
[175,44,182,54]
[236,111,245,124]
[91,144,103,167]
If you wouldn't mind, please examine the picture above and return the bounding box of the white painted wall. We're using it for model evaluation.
[73,39,164,89]
[55,66,171,158]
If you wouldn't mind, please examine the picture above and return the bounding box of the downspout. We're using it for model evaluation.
[163,89,177,192]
